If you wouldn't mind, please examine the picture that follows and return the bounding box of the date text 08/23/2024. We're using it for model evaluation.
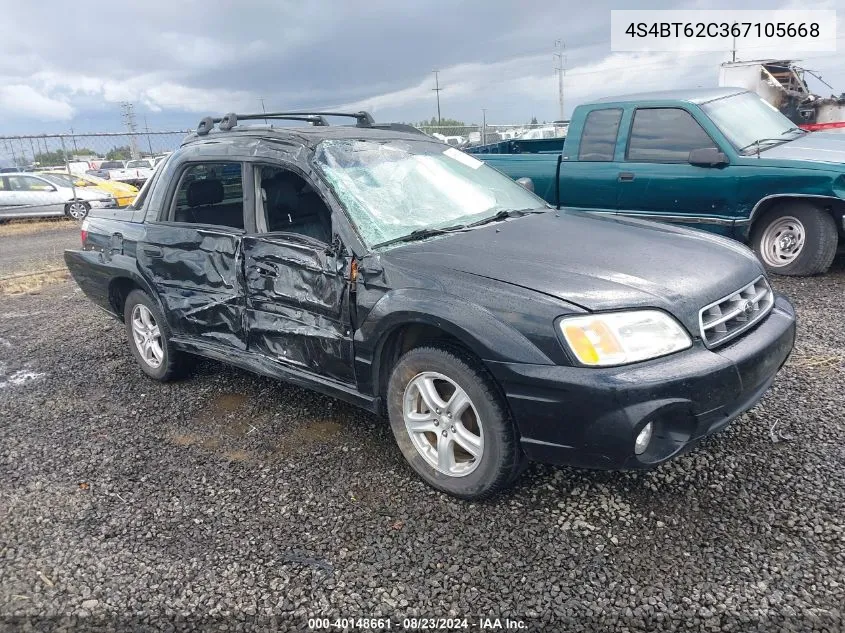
[307,617,527,629]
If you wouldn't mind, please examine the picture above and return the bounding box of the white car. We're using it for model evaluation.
[0,172,116,220]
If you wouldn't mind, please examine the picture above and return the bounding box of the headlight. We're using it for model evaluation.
[558,310,691,367]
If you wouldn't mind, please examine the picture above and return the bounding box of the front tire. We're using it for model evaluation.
[123,290,188,381]
[751,202,838,276]
[64,200,89,220]
[386,346,522,500]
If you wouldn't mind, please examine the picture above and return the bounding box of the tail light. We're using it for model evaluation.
[80,219,89,247]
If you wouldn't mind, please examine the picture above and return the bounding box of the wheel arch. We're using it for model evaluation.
[748,194,845,239]
[372,321,474,402]
[107,272,162,322]
[358,290,553,404]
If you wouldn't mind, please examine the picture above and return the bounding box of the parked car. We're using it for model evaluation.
[64,112,795,499]
[43,170,138,208]
[469,88,845,276]
[88,160,125,179]
[0,172,116,220]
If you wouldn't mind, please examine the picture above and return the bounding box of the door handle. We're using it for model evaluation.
[254,262,277,278]
[618,172,635,182]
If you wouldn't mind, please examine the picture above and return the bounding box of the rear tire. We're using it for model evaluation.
[386,345,523,500]
[64,200,89,220]
[123,290,189,381]
[751,202,838,276]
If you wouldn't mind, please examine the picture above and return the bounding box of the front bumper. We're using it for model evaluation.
[486,294,796,470]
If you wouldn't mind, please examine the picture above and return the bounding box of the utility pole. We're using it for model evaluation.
[28,137,36,164]
[144,116,154,156]
[259,97,268,124]
[120,102,140,159]
[481,108,487,145]
[69,126,79,156]
[432,70,443,126]
[554,40,566,121]
[731,33,737,62]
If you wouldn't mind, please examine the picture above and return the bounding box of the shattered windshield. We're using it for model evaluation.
[314,138,545,247]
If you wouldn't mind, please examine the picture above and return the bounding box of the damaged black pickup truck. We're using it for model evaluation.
[65,111,796,500]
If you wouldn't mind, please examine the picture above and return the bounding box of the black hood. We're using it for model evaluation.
[381,211,764,334]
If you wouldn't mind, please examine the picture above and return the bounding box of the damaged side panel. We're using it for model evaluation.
[243,235,354,383]
[137,224,245,349]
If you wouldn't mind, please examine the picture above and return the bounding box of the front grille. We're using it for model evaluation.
[699,276,774,348]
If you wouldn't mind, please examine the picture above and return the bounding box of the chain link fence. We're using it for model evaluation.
[0,131,188,220]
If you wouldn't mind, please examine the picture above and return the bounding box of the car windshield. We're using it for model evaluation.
[100,161,124,169]
[701,91,804,152]
[39,174,73,187]
[314,138,545,247]
[126,160,149,168]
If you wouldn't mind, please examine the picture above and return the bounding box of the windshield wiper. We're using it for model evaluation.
[374,224,468,248]
[782,126,807,136]
[373,208,546,249]
[464,207,547,228]
[739,138,790,155]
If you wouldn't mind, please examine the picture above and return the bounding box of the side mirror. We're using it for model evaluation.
[516,177,535,192]
[689,147,728,167]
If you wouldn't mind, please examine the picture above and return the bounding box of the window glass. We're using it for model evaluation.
[578,109,622,161]
[171,162,244,229]
[99,161,125,169]
[0,178,6,191]
[40,174,75,187]
[257,166,332,243]
[315,139,544,248]
[701,91,802,152]
[627,108,715,162]
[8,175,54,191]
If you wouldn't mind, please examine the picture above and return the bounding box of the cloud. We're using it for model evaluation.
[0,0,840,135]
[0,85,73,120]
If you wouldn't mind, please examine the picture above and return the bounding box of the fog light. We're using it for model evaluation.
[635,422,653,455]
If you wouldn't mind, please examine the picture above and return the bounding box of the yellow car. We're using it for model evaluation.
[44,171,139,208]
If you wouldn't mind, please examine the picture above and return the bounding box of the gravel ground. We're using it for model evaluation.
[0,221,78,278]
[0,262,843,632]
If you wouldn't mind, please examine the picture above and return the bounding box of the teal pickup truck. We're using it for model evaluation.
[470,87,845,276]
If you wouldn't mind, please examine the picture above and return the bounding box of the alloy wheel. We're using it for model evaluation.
[131,304,163,368]
[67,202,88,220]
[402,371,484,477]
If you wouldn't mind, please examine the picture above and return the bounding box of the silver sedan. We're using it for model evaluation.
[0,172,117,220]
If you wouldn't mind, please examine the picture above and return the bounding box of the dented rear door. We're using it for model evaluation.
[242,235,354,383]
[137,223,245,349]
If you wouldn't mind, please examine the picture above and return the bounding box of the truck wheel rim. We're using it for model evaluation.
[68,202,87,219]
[759,216,805,267]
[131,305,163,368]
[402,371,484,477]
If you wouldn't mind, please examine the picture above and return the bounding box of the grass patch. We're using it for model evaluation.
[0,268,70,295]
[0,218,76,237]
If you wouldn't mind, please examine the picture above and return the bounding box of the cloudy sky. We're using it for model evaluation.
[0,0,843,139]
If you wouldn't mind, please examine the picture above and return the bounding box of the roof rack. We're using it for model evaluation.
[195,110,376,136]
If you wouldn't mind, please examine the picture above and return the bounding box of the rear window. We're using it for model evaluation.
[100,161,124,169]
[578,109,622,161]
